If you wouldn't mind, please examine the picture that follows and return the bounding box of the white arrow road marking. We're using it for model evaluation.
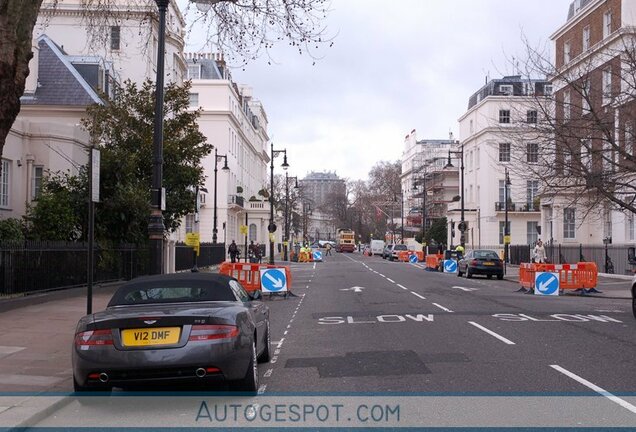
[264,272,284,289]
[551,365,636,414]
[452,286,479,292]
[538,275,557,292]
[340,286,365,293]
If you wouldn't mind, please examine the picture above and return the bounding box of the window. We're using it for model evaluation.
[527,110,538,124]
[188,93,199,107]
[564,89,571,120]
[563,208,576,239]
[526,180,539,207]
[499,110,511,124]
[249,224,257,242]
[564,41,571,64]
[527,143,539,163]
[0,159,9,208]
[469,119,474,135]
[582,79,591,113]
[628,213,635,241]
[110,26,120,50]
[32,166,43,199]
[498,180,506,203]
[499,142,511,162]
[603,10,612,38]
[499,221,511,244]
[475,148,480,168]
[582,26,590,51]
[563,149,573,175]
[185,214,195,233]
[544,85,553,96]
[603,68,612,105]
[581,138,592,171]
[187,64,201,80]
[626,123,634,157]
[500,84,513,95]
[527,221,539,244]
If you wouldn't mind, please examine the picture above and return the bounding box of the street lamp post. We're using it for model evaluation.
[269,143,289,264]
[504,167,511,270]
[412,174,427,245]
[148,0,170,275]
[284,172,299,261]
[445,142,465,248]
[212,148,229,244]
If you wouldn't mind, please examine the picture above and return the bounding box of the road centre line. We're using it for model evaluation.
[397,284,408,290]
[432,303,454,313]
[550,365,636,414]
[386,278,395,283]
[468,321,516,345]
[410,291,427,300]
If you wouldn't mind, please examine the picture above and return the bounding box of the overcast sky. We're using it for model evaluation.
[186,0,571,181]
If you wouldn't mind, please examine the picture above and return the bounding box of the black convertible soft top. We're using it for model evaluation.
[108,273,239,307]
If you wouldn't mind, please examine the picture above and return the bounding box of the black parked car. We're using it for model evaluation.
[457,249,504,279]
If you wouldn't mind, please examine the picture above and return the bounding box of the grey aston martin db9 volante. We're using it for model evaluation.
[72,273,270,393]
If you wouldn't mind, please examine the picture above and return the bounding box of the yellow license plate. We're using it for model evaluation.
[121,327,181,347]
[483,262,494,266]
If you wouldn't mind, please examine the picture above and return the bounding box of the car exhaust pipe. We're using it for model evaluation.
[99,373,109,383]
[195,368,206,378]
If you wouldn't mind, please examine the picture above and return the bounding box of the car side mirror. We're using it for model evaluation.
[251,290,262,300]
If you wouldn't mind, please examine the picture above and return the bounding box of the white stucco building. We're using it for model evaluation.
[172,53,274,252]
[454,76,551,248]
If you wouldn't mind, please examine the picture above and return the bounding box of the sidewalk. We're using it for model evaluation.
[0,284,119,429]
[503,264,632,299]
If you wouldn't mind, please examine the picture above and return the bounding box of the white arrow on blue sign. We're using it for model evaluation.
[444,260,458,273]
[313,250,323,261]
[409,254,418,263]
[260,268,288,292]
[534,272,559,295]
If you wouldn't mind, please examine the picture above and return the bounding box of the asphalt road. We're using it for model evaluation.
[30,252,636,428]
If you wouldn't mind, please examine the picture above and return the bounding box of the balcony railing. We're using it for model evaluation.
[228,194,244,208]
[495,201,540,212]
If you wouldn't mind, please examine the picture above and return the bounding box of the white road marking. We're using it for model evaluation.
[550,365,636,414]
[452,286,479,292]
[432,303,454,313]
[277,338,285,348]
[257,384,267,394]
[264,369,273,378]
[397,284,408,290]
[313,263,316,270]
[410,291,427,300]
[270,356,278,364]
[379,274,386,278]
[386,278,395,283]
[283,330,288,335]
[468,321,516,345]
[271,340,281,346]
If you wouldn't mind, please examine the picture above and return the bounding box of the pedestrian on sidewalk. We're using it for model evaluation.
[228,240,239,263]
[533,239,546,263]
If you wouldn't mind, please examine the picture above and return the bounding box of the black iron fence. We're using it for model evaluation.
[175,242,226,272]
[508,243,635,276]
[0,241,149,297]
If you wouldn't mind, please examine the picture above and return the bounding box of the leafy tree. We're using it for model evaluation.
[25,80,210,244]
[24,172,86,241]
[0,217,25,241]
[82,79,211,243]
[0,0,333,169]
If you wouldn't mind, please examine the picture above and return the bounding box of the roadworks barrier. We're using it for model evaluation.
[518,262,598,292]
[425,253,444,271]
[397,251,425,262]
[219,262,293,294]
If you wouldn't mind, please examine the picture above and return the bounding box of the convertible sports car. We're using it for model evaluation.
[72,273,270,393]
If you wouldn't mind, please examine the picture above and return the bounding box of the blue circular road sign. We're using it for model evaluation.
[261,268,287,292]
[409,254,418,263]
[535,272,559,295]
[313,250,323,261]
[444,260,457,273]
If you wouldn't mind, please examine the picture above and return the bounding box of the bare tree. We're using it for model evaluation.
[0,0,333,166]
[507,33,636,220]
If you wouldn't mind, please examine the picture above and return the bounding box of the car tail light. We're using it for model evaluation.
[75,329,114,347]
[189,325,239,341]
[471,260,479,266]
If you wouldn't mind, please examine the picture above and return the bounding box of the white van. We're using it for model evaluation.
[370,240,385,256]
